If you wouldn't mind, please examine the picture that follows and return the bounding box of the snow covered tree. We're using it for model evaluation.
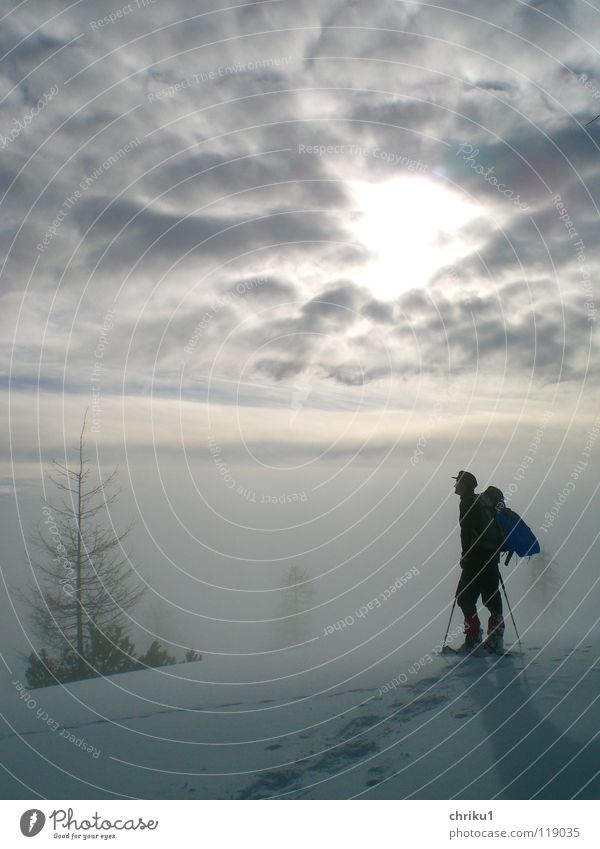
[87,623,139,676]
[185,648,202,662]
[25,648,69,689]
[137,640,177,668]
[26,624,140,687]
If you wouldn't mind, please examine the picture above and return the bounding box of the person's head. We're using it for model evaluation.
[452,470,477,496]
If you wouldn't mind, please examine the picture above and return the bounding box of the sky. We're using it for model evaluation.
[0,0,599,671]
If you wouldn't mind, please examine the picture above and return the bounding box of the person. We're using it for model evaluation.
[452,470,505,653]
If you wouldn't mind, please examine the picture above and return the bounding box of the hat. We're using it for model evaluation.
[452,470,478,489]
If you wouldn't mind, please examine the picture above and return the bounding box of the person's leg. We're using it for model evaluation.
[481,560,505,649]
[456,565,483,645]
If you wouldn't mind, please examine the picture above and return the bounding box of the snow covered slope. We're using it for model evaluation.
[1,634,598,800]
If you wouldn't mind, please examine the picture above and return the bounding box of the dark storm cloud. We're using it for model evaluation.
[301,281,361,323]
[253,358,306,381]
[325,363,391,386]
[138,147,351,213]
[74,194,351,273]
[209,273,596,391]
[8,32,80,77]
[444,202,600,292]
[388,280,595,384]
[229,284,364,382]
[195,281,380,390]
[220,276,298,302]
[229,268,587,392]
[468,80,514,94]
[397,288,431,318]
[361,298,395,323]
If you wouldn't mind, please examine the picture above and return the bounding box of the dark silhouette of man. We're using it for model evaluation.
[453,470,505,652]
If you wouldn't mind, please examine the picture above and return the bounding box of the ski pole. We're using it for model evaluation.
[442,586,459,648]
[442,599,456,649]
[499,565,521,648]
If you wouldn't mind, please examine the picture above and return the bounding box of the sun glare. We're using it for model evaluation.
[350,177,479,300]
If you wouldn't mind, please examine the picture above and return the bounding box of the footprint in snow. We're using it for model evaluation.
[336,714,381,739]
[308,739,378,774]
[238,769,302,799]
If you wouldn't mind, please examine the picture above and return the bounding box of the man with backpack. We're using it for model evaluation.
[453,470,505,654]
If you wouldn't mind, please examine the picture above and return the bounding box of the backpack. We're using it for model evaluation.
[479,485,541,559]
[497,507,540,557]
[475,486,505,554]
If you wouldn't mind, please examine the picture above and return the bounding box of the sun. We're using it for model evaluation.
[350,176,479,300]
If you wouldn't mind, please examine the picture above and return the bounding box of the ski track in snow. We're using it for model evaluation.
[1,642,599,800]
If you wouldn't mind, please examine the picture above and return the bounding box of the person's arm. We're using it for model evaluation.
[459,495,481,561]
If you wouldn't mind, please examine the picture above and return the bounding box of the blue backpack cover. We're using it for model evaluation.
[497,506,541,557]
[480,486,541,558]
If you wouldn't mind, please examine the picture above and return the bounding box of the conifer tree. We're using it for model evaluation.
[25,413,145,681]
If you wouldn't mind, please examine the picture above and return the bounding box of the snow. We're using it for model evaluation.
[1,630,599,800]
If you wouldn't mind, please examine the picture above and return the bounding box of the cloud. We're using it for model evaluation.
[253,358,306,381]
[361,298,395,323]
[325,363,391,386]
[1,0,598,466]
[222,276,298,301]
[301,281,362,323]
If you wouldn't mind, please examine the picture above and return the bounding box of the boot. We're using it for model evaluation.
[455,616,482,652]
[483,614,505,654]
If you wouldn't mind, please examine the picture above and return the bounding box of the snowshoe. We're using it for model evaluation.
[481,634,505,655]
[443,629,483,654]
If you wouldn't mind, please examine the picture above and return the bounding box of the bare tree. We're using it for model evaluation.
[271,565,316,649]
[26,413,145,677]
[284,565,315,615]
